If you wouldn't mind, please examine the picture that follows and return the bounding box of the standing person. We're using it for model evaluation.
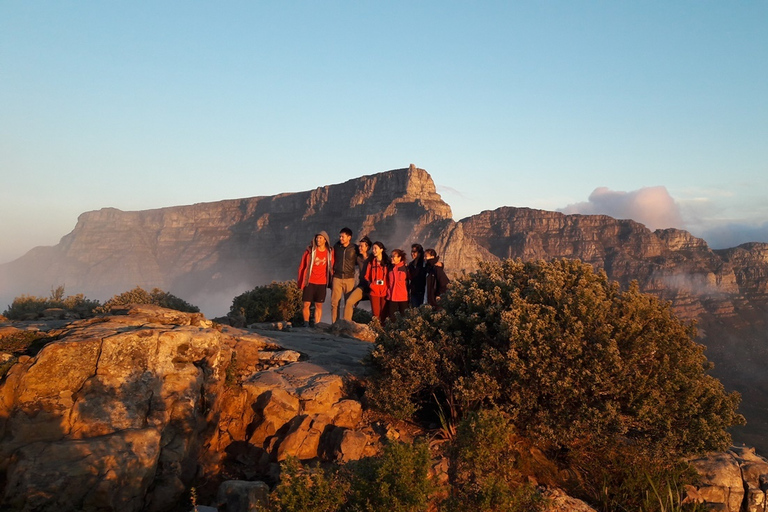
[297,231,333,326]
[407,243,427,307]
[386,249,409,321]
[331,227,359,323]
[424,248,450,308]
[344,236,372,321]
[366,241,389,321]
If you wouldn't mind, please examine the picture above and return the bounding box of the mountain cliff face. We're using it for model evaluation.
[2,166,768,449]
[0,165,454,315]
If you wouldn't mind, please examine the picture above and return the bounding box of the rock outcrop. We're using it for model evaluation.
[687,446,768,512]
[0,305,374,511]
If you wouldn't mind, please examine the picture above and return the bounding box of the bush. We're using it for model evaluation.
[345,440,433,512]
[351,307,373,324]
[96,287,199,314]
[230,281,303,324]
[365,259,744,456]
[3,286,100,320]
[269,457,348,512]
[444,408,546,512]
[266,442,434,512]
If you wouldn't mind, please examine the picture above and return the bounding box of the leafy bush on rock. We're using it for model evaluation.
[95,286,199,314]
[365,258,744,456]
[230,281,302,324]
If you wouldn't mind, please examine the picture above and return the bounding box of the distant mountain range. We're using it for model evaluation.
[2,165,767,450]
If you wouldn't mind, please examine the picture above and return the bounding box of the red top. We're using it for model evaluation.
[386,261,409,302]
[308,247,329,285]
[366,258,388,297]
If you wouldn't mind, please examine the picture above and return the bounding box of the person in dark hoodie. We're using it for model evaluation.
[407,243,427,307]
[424,248,449,308]
[297,231,333,325]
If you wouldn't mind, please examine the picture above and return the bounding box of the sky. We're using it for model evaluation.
[1,1,766,265]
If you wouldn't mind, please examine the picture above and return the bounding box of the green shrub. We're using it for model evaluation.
[345,441,433,512]
[266,442,434,512]
[268,457,348,512]
[444,408,546,512]
[96,287,199,314]
[365,258,744,456]
[230,281,302,324]
[3,286,100,320]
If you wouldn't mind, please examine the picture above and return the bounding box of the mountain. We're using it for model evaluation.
[2,166,767,449]
[0,165,454,315]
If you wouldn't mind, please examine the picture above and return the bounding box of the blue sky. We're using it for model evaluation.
[1,1,766,264]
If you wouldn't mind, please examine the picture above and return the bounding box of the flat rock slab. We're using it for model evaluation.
[251,327,373,377]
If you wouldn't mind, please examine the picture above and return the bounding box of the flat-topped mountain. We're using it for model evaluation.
[2,166,768,449]
[0,165,454,314]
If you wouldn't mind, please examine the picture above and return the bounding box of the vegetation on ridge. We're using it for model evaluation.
[2,285,199,320]
[363,258,743,511]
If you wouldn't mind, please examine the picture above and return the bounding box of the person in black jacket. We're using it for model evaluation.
[331,227,359,323]
[407,243,427,307]
[424,248,449,308]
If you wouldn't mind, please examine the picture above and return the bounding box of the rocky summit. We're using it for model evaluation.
[0,305,377,511]
[1,166,768,449]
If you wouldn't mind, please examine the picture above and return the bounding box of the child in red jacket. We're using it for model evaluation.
[385,249,409,321]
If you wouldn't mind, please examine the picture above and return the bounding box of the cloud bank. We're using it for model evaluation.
[559,186,768,249]
[559,186,684,231]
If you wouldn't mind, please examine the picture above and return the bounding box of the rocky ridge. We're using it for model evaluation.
[1,166,768,450]
[0,305,377,510]
[2,307,768,512]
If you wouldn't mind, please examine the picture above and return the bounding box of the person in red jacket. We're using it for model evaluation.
[385,249,409,321]
[365,241,389,321]
[297,231,333,326]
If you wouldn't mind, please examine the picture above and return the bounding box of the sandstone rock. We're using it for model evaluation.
[3,428,161,512]
[296,374,344,415]
[0,306,233,510]
[689,451,747,512]
[275,414,332,461]
[216,480,269,512]
[329,399,363,429]
[323,427,368,462]
[248,389,300,446]
[329,319,377,342]
[541,487,597,512]
[259,349,301,363]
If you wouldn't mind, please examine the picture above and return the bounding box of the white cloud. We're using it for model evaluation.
[559,186,683,231]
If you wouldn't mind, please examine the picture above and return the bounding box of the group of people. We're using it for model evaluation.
[297,227,450,325]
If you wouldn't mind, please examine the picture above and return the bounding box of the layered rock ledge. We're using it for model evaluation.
[0,305,374,511]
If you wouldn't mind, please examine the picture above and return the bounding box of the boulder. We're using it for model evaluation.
[275,414,333,461]
[688,450,749,512]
